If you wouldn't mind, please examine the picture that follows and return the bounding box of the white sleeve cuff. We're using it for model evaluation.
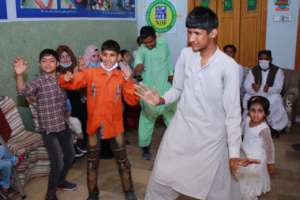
[229,147,240,158]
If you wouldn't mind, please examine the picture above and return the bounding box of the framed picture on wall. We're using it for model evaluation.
[0,1,7,19]
[16,0,135,18]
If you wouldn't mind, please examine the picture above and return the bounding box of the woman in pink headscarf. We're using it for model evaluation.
[83,44,101,68]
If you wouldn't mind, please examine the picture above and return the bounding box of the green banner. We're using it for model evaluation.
[248,0,257,11]
[201,0,210,8]
[224,0,233,11]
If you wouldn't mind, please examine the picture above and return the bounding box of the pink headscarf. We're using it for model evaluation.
[83,44,99,66]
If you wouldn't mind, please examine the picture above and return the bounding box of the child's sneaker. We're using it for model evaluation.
[77,145,87,154]
[74,145,84,158]
[141,147,151,160]
[57,180,77,191]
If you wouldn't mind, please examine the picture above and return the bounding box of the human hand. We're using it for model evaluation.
[64,71,74,82]
[78,56,87,71]
[135,83,161,105]
[252,83,260,92]
[121,64,132,80]
[267,164,275,176]
[13,57,28,75]
[230,157,261,180]
[263,85,269,93]
[134,64,144,75]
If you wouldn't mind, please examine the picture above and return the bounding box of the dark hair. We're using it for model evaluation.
[120,49,130,57]
[136,36,142,46]
[258,50,272,58]
[223,44,237,53]
[140,26,156,40]
[101,40,120,53]
[186,6,218,33]
[56,45,77,73]
[247,96,270,116]
[39,49,59,62]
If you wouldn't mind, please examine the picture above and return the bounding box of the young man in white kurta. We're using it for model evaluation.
[136,7,258,200]
[243,50,288,131]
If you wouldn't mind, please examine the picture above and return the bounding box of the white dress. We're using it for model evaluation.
[240,118,275,200]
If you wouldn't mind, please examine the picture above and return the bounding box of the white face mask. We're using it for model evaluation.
[259,60,270,70]
[101,62,118,72]
[60,62,72,68]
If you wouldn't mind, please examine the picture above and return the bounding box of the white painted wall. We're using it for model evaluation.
[136,0,187,66]
[266,1,300,69]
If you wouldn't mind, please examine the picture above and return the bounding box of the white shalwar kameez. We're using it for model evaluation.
[242,68,288,130]
[145,47,242,200]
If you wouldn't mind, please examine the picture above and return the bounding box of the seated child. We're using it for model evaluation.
[59,40,139,200]
[0,145,24,197]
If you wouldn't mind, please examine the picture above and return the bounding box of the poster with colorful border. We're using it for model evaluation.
[146,0,176,33]
[16,0,135,18]
[274,0,289,11]
[0,1,7,19]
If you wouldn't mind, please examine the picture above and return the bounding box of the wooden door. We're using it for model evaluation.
[188,0,216,12]
[216,0,241,59]
[239,0,267,67]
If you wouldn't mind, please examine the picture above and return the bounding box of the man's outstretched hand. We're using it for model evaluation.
[135,83,161,105]
[230,157,261,181]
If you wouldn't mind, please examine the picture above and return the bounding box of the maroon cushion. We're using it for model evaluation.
[0,109,12,142]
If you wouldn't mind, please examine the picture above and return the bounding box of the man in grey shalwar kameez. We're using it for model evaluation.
[136,6,259,200]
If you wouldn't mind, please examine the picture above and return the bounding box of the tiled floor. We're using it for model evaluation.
[12,123,300,200]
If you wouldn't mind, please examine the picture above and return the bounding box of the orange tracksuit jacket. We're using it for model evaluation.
[59,68,139,139]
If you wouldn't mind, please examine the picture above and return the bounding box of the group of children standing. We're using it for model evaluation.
[13,39,138,200]
[6,7,279,200]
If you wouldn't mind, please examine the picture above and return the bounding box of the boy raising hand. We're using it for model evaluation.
[59,40,139,200]
[14,49,76,200]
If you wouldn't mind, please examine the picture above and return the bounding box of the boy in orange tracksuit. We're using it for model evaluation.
[59,40,139,200]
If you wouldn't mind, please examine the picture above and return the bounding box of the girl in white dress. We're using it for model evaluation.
[240,96,275,200]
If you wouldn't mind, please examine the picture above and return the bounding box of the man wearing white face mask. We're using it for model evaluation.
[243,50,288,137]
